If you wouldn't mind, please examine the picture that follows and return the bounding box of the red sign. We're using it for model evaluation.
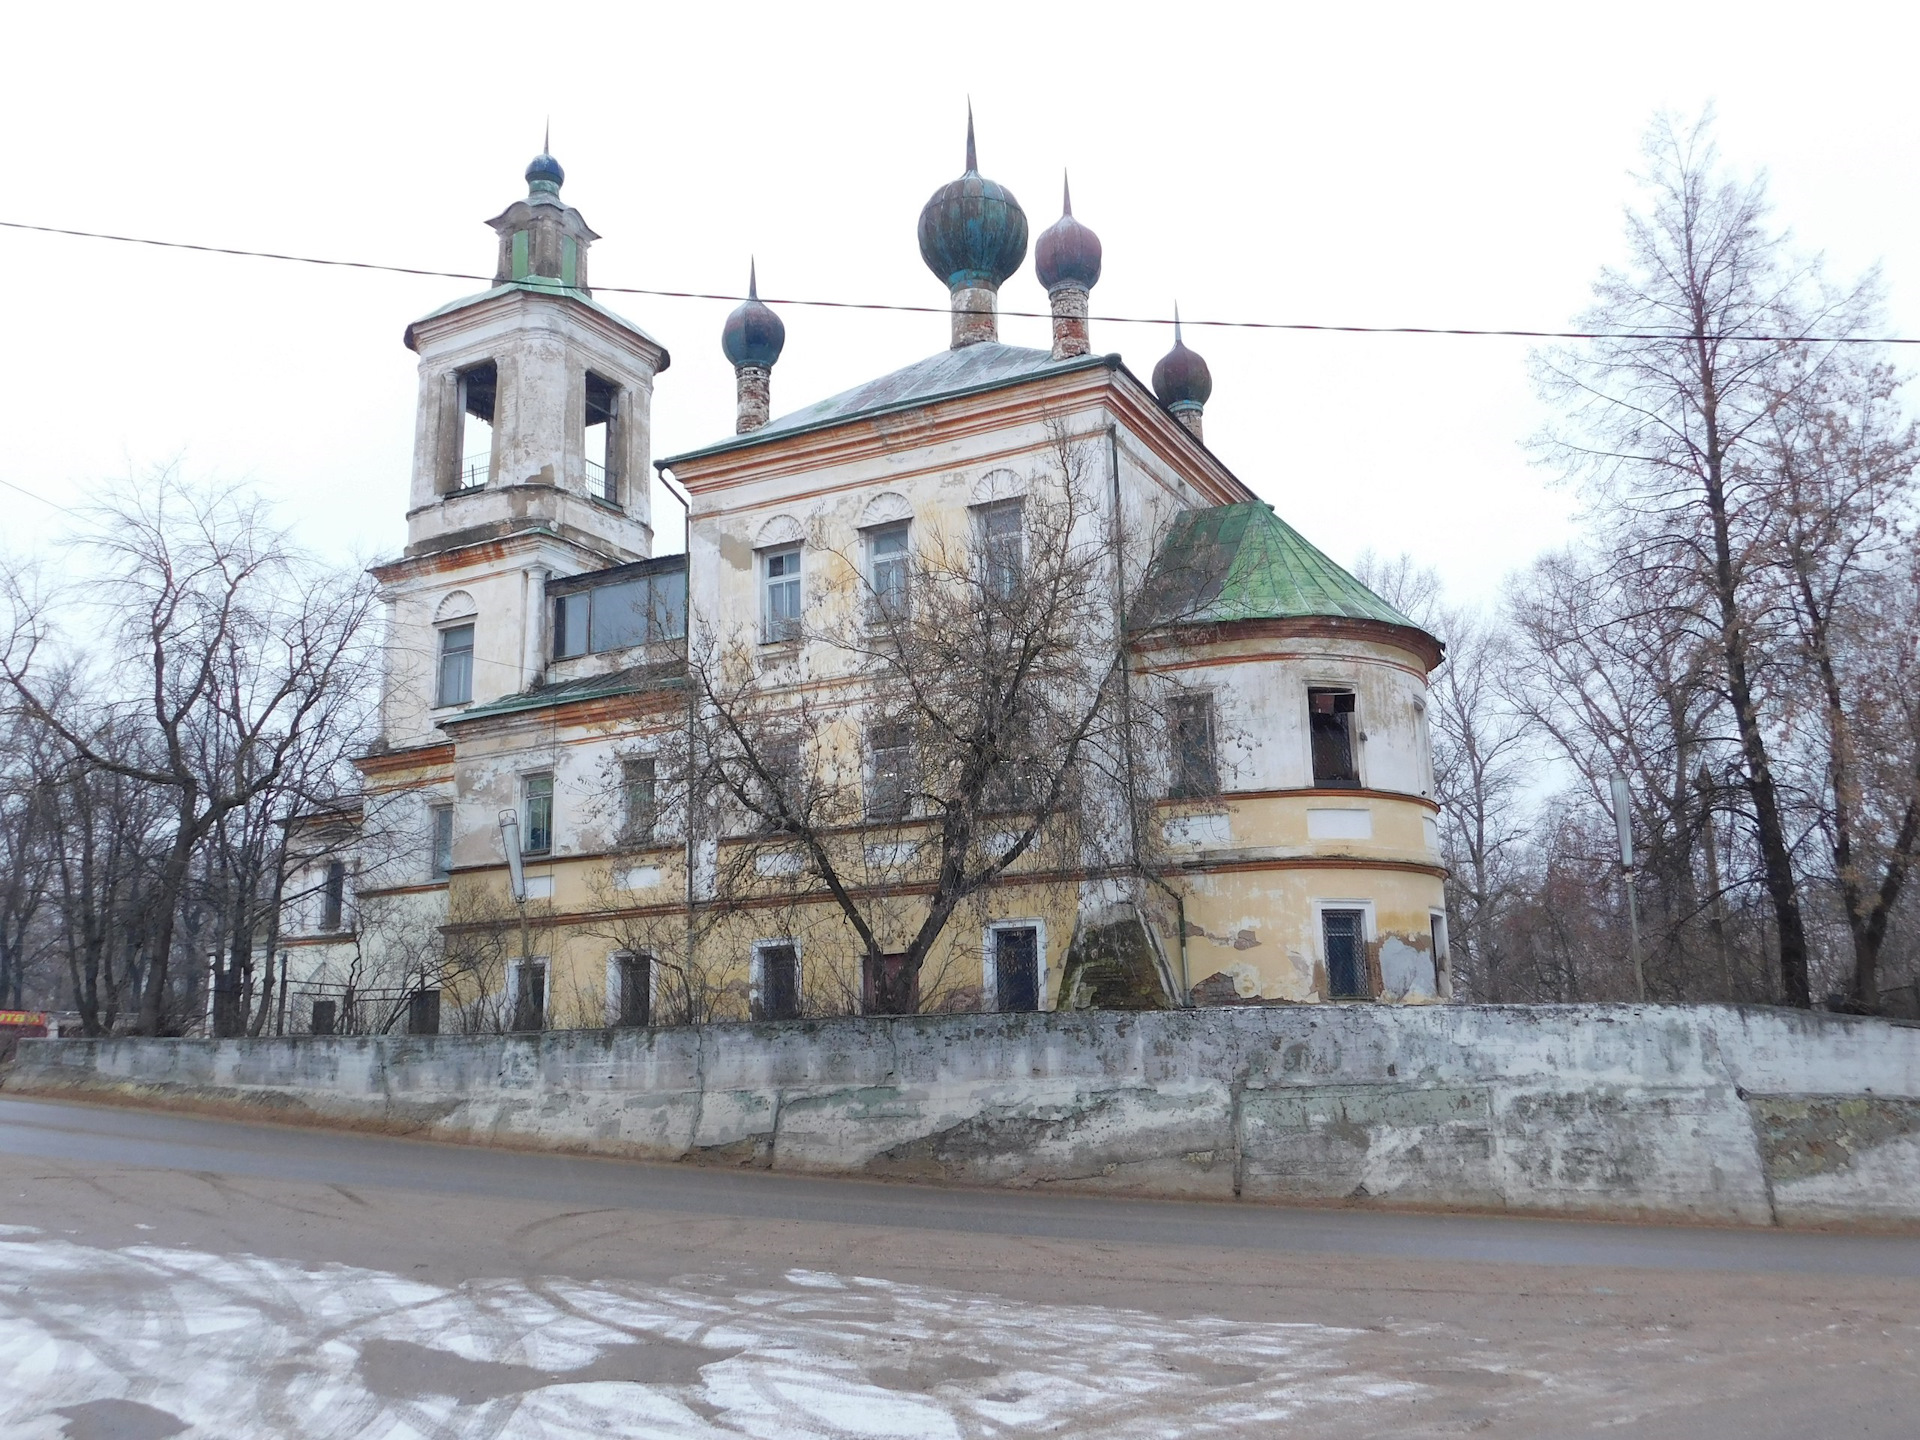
[0,1011,49,1030]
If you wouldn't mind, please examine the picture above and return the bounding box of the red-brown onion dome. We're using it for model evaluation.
[1152,320,1212,409]
[1035,176,1102,293]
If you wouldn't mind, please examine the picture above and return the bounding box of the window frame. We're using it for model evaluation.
[429,803,454,881]
[1307,686,1361,789]
[865,721,913,822]
[1314,900,1376,1001]
[983,919,1047,1013]
[865,521,911,624]
[609,950,653,1027]
[1168,692,1220,799]
[436,622,475,709]
[762,544,803,644]
[750,940,802,1022]
[508,956,549,1031]
[522,772,555,856]
[621,756,658,845]
[320,860,347,933]
[973,498,1025,601]
[583,370,621,506]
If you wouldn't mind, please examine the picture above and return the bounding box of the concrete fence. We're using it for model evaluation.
[8,1004,1920,1227]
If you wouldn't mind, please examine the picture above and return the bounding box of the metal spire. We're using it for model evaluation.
[965,101,977,173]
[749,257,758,300]
[1062,170,1073,217]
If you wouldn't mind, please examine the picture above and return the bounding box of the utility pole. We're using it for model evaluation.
[499,810,532,1028]
[1611,775,1646,1002]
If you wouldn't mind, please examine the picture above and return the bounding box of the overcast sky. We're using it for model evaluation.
[5,2,1918,608]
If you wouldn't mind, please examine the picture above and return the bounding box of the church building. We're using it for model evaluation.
[283,124,1451,1033]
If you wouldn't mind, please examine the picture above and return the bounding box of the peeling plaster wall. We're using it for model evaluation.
[15,1006,1920,1227]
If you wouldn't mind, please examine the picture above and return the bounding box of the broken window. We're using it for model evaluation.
[862,951,917,1015]
[523,773,554,855]
[974,499,1024,601]
[622,757,657,843]
[757,739,803,828]
[454,361,497,492]
[616,953,651,1027]
[429,804,454,880]
[1309,688,1360,789]
[866,522,910,623]
[584,371,621,504]
[511,959,547,1031]
[320,861,346,932]
[992,926,1040,1013]
[1322,909,1370,999]
[763,546,802,642]
[866,722,912,821]
[553,567,687,659]
[752,943,800,1021]
[407,989,441,1036]
[1169,694,1219,798]
[437,623,474,707]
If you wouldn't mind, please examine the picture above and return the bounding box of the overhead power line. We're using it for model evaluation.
[4,215,1917,346]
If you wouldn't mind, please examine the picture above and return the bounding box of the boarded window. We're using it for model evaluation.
[407,989,441,1035]
[1169,694,1219,798]
[512,960,547,1031]
[622,757,657,843]
[524,774,554,855]
[862,951,917,1015]
[310,999,338,1035]
[867,722,912,820]
[429,804,453,880]
[763,546,802,642]
[993,926,1040,1013]
[757,739,802,828]
[320,861,346,932]
[617,953,651,1027]
[1309,688,1360,788]
[437,623,474,707]
[753,944,800,1021]
[1323,909,1370,999]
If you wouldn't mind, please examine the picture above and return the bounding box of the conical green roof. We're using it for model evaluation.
[1132,502,1425,633]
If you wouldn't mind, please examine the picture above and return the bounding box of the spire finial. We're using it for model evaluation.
[1174,302,1183,344]
[965,100,977,173]
[543,117,550,154]
[1062,171,1073,217]
[749,257,759,300]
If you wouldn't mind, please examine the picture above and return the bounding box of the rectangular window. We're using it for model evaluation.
[429,804,454,880]
[862,951,917,1015]
[453,361,497,492]
[763,546,802,642]
[523,773,554,855]
[1309,688,1360,788]
[759,738,802,827]
[553,592,588,658]
[1169,694,1219,798]
[310,999,338,1035]
[320,861,346,932]
[622,757,657,843]
[1323,908,1370,999]
[992,926,1041,1013]
[437,624,475,707]
[753,944,800,1022]
[511,959,547,1031]
[584,371,620,504]
[866,722,912,821]
[617,953,651,1027]
[407,989,441,1035]
[867,522,910,623]
[975,500,1024,601]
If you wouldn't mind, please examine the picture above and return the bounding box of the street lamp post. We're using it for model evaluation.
[1610,775,1646,1002]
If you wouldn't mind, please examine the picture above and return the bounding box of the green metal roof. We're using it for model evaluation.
[1132,502,1427,634]
[443,661,684,726]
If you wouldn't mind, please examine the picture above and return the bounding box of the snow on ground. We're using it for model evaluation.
[0,1231,1419,1438]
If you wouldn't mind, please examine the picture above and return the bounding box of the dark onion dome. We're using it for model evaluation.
[917,109,1028,290]
[526,150,565,195]
[721,261,786,368]
[1152,313,1213,409]
[1034,174,1102,293]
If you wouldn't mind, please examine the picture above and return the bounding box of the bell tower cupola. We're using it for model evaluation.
[398,145,671,563]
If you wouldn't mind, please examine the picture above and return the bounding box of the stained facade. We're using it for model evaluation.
[284,128,1451,1032]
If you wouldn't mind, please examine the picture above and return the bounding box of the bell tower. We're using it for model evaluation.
[372,148,672,749]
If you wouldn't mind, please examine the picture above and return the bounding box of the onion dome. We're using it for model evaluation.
[1152,312,1213,409]
[525,150,564,196]
[916,108,1028,291]
[721,261,786,369]
[1034,174,1102,293]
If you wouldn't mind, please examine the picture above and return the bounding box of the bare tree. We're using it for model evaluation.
[1531,111,1872,1007]
[683,429,1177,1014]
[0,473,379,1034]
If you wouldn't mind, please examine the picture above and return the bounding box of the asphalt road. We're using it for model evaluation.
[2,1094,1917,1438]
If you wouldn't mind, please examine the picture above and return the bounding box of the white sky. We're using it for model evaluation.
[4,1,1918,608]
